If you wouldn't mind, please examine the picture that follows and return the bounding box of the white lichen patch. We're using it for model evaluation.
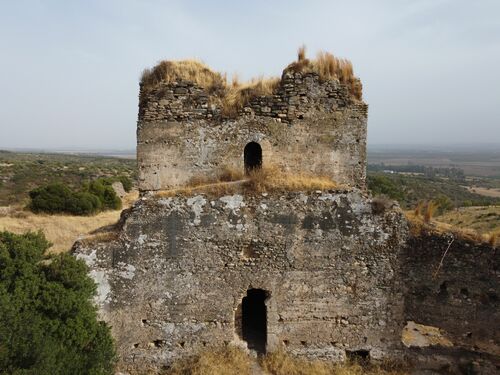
[117,262,136,280]
[187,195,207,225]
[158,198,173,206]
[137,234,148,245]
[318,193,342,204]
[89,270,111,306]
[75,249,97,267]
[220,194,245,213]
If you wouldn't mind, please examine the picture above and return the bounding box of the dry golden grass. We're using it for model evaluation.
[489,232,498,248]
[245,166,339,193]
[0,191,138,253]
[405,210,498,246]
[141,60,226,93]
[261,350,407,375]
[437,205,500,233]
[221,77,281,117]
[155,166,341,199]
[285,47,363,100]
[140,60,280,117]
[165,346,252,375]
[141,46,362,118]
[164,348,407,375]
[423,201,438,223]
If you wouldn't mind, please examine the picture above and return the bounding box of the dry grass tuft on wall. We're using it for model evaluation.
[164,347,408,375]
[140,60,227,93]
[140,46,363,116]
[155,166,341,199]
[245,166,340,193]
[261,350,408,375]
[165,346,252,375]
[285,47,363,100]
[221,77,281,117]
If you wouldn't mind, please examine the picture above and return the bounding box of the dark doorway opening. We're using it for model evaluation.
[244,142,262,174]
[242,288,267,353]
[346,349,370,363]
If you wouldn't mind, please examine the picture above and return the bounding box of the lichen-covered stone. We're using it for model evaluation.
[137,71,367,191]
[73,190,408,373]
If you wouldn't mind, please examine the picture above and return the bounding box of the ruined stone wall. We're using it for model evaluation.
[137,72,367,191]
[74,190,407,373]
[402,233,500,359]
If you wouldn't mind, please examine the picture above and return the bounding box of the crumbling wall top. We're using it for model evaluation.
[138,50,366,124]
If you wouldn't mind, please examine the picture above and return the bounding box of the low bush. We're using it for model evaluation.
[367,175,405,202]
[29,183,76,214]
[29,178,122,216]
[83,179,122,211]
[0,231,116,374]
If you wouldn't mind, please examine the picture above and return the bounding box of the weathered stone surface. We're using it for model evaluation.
[403,233,500,358]
[73,190,408,373]
[137,71,367,191]
[72,57,500,374]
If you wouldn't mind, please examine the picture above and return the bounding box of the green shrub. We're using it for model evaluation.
[367,175,405,201]
[434,194,454,215]
[117,176,133,192]
[29,179,122,216]
[0,231,116,374]
[84,180,122,210]
[29,183,78,214]
[70,192,103,215]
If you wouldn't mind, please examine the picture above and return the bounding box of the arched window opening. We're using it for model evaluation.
[240,288,267,353]
[244,142,262,174]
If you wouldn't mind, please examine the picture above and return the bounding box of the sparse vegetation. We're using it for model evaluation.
[245,166,339,193]
[371,195,393,215]
[141,60,227,93]
[164,347,408,375]
[0,151,136,206]
[156,166,340,198]
[221,76,281,117]
[165,346,252,375]
[367,172,500,209]
[406,210,497,245]
[285,47,363,100]
[140,46,363,119]
[262,351,408,375]
[0,231,116,374]
[423,201,438,223]
[436,205,500,233]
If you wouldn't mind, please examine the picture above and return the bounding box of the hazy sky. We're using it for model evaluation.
[1,0,499,149]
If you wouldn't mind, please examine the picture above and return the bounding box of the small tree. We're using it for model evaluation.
[84,180,122,211]
[29,183,75,214]
[0,231,116,374]
[434,194,454,215]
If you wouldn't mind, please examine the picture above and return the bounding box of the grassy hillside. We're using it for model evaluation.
[0,150,136,206]
[367,172,500,209]
[437,205,500,233]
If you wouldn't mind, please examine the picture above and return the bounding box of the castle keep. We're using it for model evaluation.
[137,57,367,191]
[74,52,499,374]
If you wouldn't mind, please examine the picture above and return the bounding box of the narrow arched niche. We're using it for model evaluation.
[244,142,262,174]
[236,288,268,353]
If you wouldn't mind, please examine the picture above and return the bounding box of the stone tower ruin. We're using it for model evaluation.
[137,57,367,191]
[73,52,500,374]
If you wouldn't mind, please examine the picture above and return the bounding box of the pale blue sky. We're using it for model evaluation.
[0,0,499,149]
